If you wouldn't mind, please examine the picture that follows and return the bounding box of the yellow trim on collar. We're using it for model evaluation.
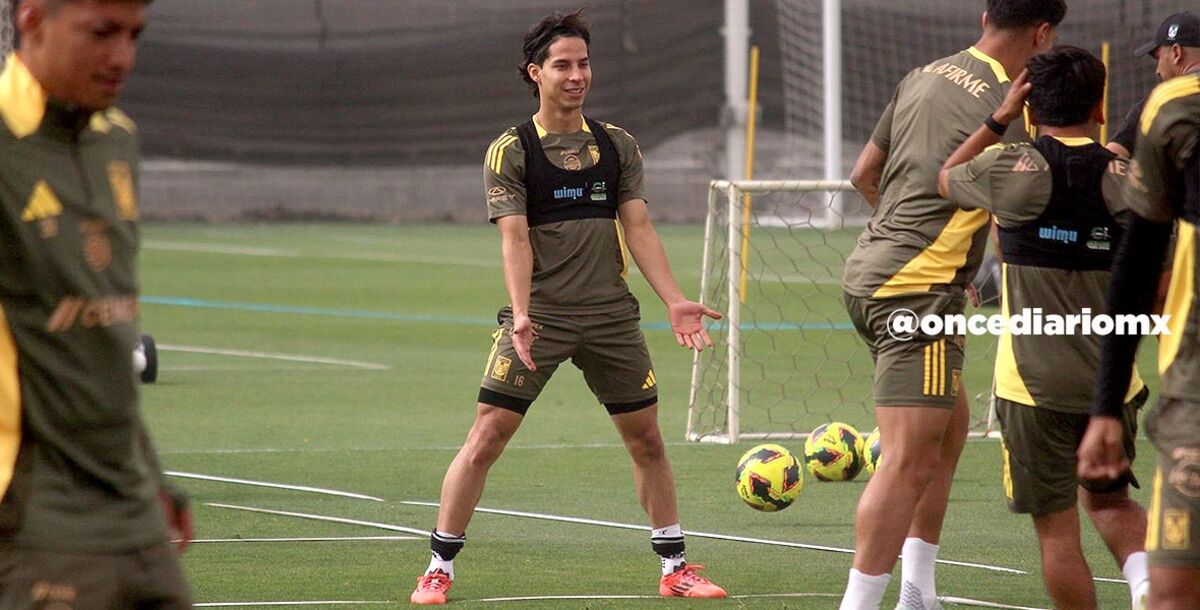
[967,46,1010,85]
[532,114,591,138]
[1050,136,1096,147]
[0,54,47,139]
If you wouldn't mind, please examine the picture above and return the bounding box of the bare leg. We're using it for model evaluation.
[611,405,678,528]
[1081,487,1146,566]
[1032,506,1098,610]
[852,405,952,576]
[908,386,970,543]
[1149,566,1200,610]
[435,404,525,535]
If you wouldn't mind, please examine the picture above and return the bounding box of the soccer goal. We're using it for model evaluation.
[1,0,12,64]
[686,180,1000,444]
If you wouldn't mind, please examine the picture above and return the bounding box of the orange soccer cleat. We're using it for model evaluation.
[659,564,727,599]
[410,569,452,605]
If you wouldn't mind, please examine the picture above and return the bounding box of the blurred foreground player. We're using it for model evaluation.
[0,1,193,609]
[1079,61,1200,610]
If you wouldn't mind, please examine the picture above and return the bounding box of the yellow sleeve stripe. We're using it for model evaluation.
[485,134,518,176]
[1141,77,1200,136]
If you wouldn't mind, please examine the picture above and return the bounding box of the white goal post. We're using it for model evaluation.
[686,180,1000,444]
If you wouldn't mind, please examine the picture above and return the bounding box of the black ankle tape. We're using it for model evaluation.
[430,530,466,561]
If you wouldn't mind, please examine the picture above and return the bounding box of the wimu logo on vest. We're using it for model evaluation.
[1037,225,1078,244]
[553,186,585,200]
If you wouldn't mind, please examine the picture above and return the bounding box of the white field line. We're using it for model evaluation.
[939,596,1049,610]
[167,472,385,502]
[160,365,323,372]
[195,603,391,608]
[157,441,686,455]
[206,503,428,536]
[157,344,389,370]
[398,501,1025,575]
[144,239,500,268]
[470,595,658,602]
[191,536,419,544]
[143,241,299,257]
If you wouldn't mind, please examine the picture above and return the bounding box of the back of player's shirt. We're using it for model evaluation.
[844,47,1031,299]
[946,138,1145,412]
[1128,73,1200,402]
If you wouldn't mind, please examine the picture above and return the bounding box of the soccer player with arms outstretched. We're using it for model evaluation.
[940,47,1150,610]
[841,2,1063,608]
[1079,52,1200,610]
[409,9,726,605]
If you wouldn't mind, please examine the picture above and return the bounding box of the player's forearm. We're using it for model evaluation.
[1092,214,1173,418]
[849,141,886,208]
[624,221,687,306]
[500,234,534,316]
[938,126,1002,199]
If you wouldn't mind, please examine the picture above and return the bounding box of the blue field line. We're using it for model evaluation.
[141,296,855,331]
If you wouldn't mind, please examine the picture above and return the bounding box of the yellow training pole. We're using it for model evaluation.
[738,46,761,303]
[1101,41,1111,144]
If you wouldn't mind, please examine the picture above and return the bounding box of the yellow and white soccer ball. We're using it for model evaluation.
[804,422,866,481]
[734,443,804,512]
[864,428,882,478]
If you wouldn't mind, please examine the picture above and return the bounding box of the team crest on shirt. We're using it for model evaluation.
[1164,510,1190,550]
[80,220,112,272]
[562,152,582,171]
[588,144,600,164]
[1168,447,1200,498]
[107,161,138,220]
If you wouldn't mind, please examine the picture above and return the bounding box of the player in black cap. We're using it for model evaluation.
[1108,12,1200,158]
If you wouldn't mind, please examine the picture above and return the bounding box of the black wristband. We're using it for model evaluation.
[984,115,1008,136]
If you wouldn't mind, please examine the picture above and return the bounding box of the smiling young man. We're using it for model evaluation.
[409,9,726,605]
[0,1,193,609]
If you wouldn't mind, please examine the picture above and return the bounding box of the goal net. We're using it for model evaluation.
[1,0,11,66]
[686,181,1000,443]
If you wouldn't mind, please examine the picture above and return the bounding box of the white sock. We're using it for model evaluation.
[1122,552,1148,609]
[426,555,454,580]
[426,530,463,580]
[651,524,687,575]
[899,537,939,608]
[839,568,891,610]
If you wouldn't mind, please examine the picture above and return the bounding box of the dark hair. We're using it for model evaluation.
[1025,46,1106,127]
[518,9,590,98]
[986,0,1066,30]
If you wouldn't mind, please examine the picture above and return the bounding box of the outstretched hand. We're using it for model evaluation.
[1077,416,1129,481]
[668,301,722,352]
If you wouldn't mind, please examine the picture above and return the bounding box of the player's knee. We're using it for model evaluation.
[1150,572,1200,610]
[624,429,667,465]
[878,442,941,486]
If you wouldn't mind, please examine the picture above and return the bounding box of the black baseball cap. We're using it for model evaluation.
[1136,12,1200,57]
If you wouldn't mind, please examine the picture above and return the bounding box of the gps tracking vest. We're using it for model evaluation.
[516,116,622,227]
[998,138,1121,271]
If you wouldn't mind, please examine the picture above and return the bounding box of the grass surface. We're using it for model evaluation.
[140,223,1157,609]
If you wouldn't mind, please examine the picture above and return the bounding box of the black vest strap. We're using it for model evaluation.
[515,117,622,227]
[997,138,1121,270]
